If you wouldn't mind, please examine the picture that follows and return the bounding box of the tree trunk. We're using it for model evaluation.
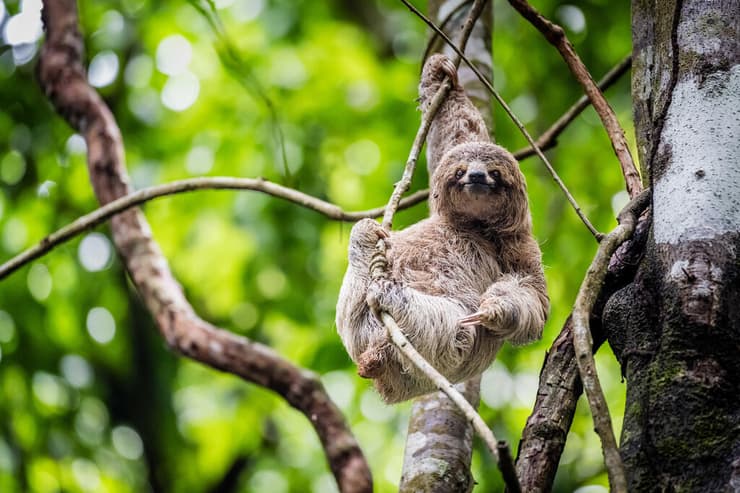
[604,1,740,490]
[398,2,493,491]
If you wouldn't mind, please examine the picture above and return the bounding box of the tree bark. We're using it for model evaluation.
[398,2,493,491]
[37,2,372,491]
[604,1,740,490]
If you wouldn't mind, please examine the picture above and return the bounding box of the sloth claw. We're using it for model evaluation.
[459,311,485,326]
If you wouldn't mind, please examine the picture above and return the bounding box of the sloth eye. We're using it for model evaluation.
[454,169,465,180]
[489,169,501,180]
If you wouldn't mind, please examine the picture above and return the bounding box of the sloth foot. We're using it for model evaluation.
[459,297,519,338]
[357,343,389,379]
[424,53,459,86]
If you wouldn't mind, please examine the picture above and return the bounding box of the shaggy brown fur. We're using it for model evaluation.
[336,54,549,403]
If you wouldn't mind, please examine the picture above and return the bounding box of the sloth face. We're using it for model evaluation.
[431,142,530,234]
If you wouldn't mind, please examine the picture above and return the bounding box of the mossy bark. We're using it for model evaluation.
[604,1,740,490]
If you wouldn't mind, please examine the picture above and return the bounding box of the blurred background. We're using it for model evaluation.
[0,0,634,491]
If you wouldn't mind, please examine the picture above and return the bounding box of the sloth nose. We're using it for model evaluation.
[467,170,487,184]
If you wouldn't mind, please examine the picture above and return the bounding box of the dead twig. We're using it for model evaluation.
[507,0,642,198]
[572,189,651,493]
[0,177,427,280]
[38,2,371,491]
[400,0,602,240]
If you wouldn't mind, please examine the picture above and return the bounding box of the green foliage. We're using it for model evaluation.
[0,0,634,491]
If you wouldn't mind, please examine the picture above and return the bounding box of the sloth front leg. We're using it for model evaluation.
[365,279,471,377]
[335,219,388,369]
[459,274,549,345]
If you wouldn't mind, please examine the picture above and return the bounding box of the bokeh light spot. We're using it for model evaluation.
[185,145,215,175]
[0,311,15,343]
[71,459,101,492]
[60,354,93,389]
[88,51,120,88]
[78,232,113,272]
[156,34,192,76]
[1,150,27,185]
[256,267,287,299]
[2,217,28,252]
[66,134,87,155]
[345,139,381,176]
[161,71,200,111]
[32,372,69,408]
[111,425,144,460]
[27,263,52,301]
[557,5,587,34]
[124,54,153,88]
[86,307,116,344]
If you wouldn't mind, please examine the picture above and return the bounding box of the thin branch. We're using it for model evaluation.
[515,207,652,491]
[572,189,650,493]
[513,55,632,160]
[382,0,486,229]
[382,312,519,493]
[37,2,371,491]
[507,0,642,198]
[375,2,521,491]
[3,50,632,280]
[498,441,521,493]
[0,177,427,280]
[400,0,602,240]
[5,52,633,281]
[420,0,474,68]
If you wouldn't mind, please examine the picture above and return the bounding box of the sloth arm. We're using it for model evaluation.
[367,279,472,366]
[460,235,550,345]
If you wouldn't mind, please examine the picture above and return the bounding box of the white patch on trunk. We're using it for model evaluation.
[654,65,740,244]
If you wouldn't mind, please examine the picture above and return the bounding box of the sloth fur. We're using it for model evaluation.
[336,54,549,403]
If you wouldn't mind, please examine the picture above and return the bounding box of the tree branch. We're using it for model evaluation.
[37,2,371,492]
[400,0,602,240]
[507,0,642,198]
[512,55,632,160]
[372,2,521,490]
[401,2,492,491]
[4,52,632,281]
[515,204,652,491]
[0,177,427,281]
[572,188,650,492]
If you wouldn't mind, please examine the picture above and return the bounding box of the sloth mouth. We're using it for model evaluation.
[462,182,493,194]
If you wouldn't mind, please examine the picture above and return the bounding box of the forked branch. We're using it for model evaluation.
[507,0,642,198]
[572,189,651,492]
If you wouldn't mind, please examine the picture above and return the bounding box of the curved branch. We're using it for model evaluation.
[0,178,427,280]
[572,188,650,492]
[513,55,632,160]
[4,53,632,281]
[507,0,642,198]
[516,206,652,491]
[37,2,371,492]
[400,0,602,240]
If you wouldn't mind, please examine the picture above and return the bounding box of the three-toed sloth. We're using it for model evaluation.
[336,54,549,403]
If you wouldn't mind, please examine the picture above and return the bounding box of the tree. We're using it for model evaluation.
[0,0,736,492]
[606,0,740,489]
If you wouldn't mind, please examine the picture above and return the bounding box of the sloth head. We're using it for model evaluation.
[430,142,531,235]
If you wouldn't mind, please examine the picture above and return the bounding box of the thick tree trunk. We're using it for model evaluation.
[398,2,493,492]
[604,1,740,490]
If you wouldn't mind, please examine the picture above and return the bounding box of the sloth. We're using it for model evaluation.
[336,54,549,403]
